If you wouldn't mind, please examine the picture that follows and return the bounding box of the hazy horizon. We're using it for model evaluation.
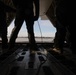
[8,17,56,37]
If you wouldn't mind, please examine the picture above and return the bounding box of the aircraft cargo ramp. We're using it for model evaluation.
[0,43,76,75]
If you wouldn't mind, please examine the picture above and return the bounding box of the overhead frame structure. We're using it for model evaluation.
[1,0,55,26]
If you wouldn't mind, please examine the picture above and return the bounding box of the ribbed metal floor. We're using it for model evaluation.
[0,44,76,75]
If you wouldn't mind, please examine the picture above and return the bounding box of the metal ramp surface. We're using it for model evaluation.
[0,44,76,75]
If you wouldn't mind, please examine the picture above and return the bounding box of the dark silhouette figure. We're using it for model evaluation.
[53,0,76,54]
[0,1,16,52]
[52,0,70,53]
[9,0,39,51]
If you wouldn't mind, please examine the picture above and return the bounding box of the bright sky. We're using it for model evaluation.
[8,17,56,37]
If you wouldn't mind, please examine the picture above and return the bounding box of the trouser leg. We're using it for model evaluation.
[68,23,75,53]
[9,13,24,49]
[26,20,37,50]
[1,20,8,49]
[9,23,23,48]
[54,21,66,49]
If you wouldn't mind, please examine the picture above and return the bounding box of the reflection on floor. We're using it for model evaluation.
[0,43,76,75]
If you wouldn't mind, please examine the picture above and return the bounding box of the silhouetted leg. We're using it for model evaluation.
[53,21,66,53]
[9,26,20,48]
[9,12,24,49]
[2,26,8,49]
[68,22,75,54]
[26,19,37,51]
[1,18,8,49]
